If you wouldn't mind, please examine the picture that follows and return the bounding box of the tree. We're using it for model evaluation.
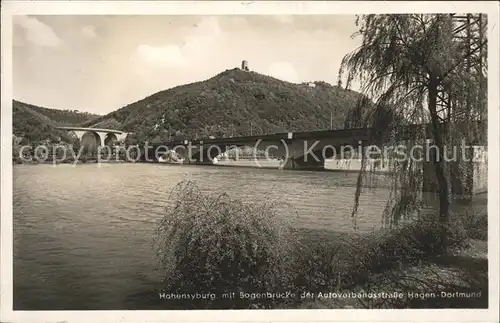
[171,130,186,143]
[12,135,23,162]
[339,14,487,233]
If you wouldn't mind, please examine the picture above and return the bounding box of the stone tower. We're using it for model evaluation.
[241,60,249,71]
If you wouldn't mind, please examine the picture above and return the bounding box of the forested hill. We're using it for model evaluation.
[80,68,365,142]
[12,100,99,144]
[14,100,100,126]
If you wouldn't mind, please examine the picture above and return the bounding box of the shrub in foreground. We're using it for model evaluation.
[289,211,471,295]
[457,209,487,241]
[153,180,295,309]
[345,211,470,276]
[152,182,475,309]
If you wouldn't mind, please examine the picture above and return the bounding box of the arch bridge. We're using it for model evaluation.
[56,126,127,149]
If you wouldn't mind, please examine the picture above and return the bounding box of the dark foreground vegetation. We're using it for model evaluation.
[126,181,487,310]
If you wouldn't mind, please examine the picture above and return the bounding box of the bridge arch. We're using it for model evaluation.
[66,130,80,143]
[80,131,102,155]
[56,126,127,155]
[104,133,118,146]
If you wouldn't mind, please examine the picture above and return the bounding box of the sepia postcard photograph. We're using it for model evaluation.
[1,1,499,323]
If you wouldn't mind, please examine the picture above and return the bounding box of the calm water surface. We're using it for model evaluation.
[13,163,391,309]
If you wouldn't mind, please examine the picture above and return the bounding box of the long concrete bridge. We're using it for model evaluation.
[57,122,486,195]
[143,122,486,170]
[141,121,486,196]
[56,126,127,147]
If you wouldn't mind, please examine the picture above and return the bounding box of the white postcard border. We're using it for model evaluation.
[1,1,499,322]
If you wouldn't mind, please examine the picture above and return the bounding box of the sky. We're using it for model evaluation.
[13,15,361,115]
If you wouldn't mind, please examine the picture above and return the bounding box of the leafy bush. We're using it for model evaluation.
[290,238,348,293]
[151,182,475,309]
[342,212,470,281]
[153,180,296,309]
[288,211,470,295]
[456,209,487,241]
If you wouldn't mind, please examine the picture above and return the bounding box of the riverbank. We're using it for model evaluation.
[13,157,390,171]
[127,185,487,310]
[12,158,394,176]
[195,159,394,174]
[127,226,487,309]
[299,193,488,309]
[294,238,487,309]
[13,158,127,165]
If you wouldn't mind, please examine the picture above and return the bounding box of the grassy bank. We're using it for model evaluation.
[129,182,487,309]
[289,228,487,309]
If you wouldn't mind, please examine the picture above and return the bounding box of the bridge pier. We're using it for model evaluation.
[187,144,228,165]
[421,146,487,202]
[281,157,325,170]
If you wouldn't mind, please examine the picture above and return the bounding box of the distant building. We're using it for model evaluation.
[241,60,249,71]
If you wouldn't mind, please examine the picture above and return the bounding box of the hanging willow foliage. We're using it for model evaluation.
[339,14,487,229]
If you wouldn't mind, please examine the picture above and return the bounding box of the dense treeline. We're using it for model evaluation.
[13,100,99,145]
[14,100,100,126]
[13,101,72,145]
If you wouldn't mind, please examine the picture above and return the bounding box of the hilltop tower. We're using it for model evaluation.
[241,60,249,71]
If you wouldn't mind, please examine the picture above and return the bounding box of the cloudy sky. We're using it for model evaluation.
[13,15,361,115]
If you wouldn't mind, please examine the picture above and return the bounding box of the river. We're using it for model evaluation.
[13,163,392,310]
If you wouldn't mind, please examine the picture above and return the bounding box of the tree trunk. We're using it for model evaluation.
[427,78,450,224]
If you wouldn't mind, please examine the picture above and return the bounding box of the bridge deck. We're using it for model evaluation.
[56,126,125,134]
[154,121,486,147]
